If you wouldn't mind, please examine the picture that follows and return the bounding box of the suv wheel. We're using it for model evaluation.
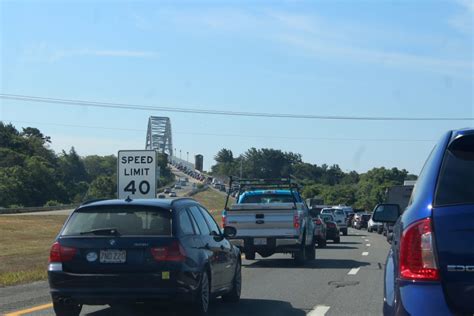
[294,238,306,265]
[334,236,341,243]
[222,261,241,303]
[305,237,316,261]
[194,271,210,315]
[342,229,348,236]
[53,301,82,316]
[318,238,327,248]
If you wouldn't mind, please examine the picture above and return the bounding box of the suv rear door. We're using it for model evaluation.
[432,133,474,314]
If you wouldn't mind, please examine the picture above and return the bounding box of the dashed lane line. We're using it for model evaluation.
[307,305,331,316]
[362,252,369,256]
[347,268,360,275]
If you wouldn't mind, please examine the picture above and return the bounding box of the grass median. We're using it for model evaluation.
[191,187,234,217]
[0,215,68,287]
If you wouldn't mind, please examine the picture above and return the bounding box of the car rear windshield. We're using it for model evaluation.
[334,210,345,216]
[240,194,296,204]
[435,136,474,206]
[62,206,172,236]
[362,215,371,221]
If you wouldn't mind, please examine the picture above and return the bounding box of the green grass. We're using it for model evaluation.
[0,215,68,287]
[191,188,235,216]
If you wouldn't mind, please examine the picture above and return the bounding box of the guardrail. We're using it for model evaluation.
[0,204,79,215]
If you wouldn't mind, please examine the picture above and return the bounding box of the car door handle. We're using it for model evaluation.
[220,245,225,250]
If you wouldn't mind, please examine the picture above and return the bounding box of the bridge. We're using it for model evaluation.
[145,116,196,170]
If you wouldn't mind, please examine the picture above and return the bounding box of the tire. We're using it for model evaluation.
[53,302,82,316]
[319,238,327,248]
[244,252,255,260]
[305,238,316,261]
[294,239,306,265]
[342,229,348,236]
[367,227,372,233]
[222,261,241,303]
[334,236,341,243]
[193,271,210,315]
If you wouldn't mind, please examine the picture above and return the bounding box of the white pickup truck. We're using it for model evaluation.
[223,178,316,265]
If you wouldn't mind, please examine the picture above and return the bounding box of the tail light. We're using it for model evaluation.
[151,240,186,262]
[222,209,227,227]
[327,222,336,228]
[400,218,440,281]
[293,214,300,229]
[49,242,77,263]
[314,219,322,225]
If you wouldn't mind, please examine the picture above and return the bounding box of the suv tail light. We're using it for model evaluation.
[327,222,336,228]
[293,214,300,229]
[314,219,322,225]
[151,241,186,262]
[400,218,440,281]
[49,242,77,263]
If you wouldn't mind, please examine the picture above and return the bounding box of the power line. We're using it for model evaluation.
[1,93,472,121]
[4,119,436,142]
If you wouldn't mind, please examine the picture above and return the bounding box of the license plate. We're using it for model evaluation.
[254,238,267,246]
[100,250,126,263]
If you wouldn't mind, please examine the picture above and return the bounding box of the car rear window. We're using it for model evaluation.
[62,206,172,236]
[362,215,371,221]
[334,210,345,216]
[240,194,295,204]
[435,135,474,206]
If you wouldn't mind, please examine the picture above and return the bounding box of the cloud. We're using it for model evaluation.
[449,0,474,34]
[160,8,472,78]
[50,49,158,61]
[22,43,158,63]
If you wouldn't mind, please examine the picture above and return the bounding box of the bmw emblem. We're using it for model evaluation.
[86,252,98,262]
[109,239,116,246]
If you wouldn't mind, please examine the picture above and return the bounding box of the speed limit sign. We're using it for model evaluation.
[118,150,157,199]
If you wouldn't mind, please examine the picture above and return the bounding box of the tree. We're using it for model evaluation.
[84,175,116,200]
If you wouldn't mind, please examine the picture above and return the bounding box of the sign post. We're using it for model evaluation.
[118,150,157,199]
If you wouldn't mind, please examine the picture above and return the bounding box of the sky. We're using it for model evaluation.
[1,0,473,174]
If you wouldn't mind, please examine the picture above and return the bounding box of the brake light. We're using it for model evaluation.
[222,209,227,227]
[327,222,336,228]
[314,219,322,225]
[151,241,186,262]
[293,214,300,229]
[49,242,77,263]
[400,218,440,281]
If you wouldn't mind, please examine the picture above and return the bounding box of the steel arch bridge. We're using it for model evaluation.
[145,116,173,156]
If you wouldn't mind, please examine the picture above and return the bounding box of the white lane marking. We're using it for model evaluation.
[364,239,369,242]
[362,252,369,256]
[366,244,371,247]
[307,305,331,316]
[348,268,360,275]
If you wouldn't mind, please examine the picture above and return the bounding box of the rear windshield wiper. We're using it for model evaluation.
[80,228,121,236]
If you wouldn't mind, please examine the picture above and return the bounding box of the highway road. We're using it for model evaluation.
[0,228,389,316]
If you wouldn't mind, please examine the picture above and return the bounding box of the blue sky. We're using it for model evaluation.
[1,0,473,174]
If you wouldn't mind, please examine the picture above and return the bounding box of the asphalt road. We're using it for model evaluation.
[0,228,389,316]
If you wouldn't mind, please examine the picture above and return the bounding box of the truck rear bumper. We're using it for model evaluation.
[230,237,301,253]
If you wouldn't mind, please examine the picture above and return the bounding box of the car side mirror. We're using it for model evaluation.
[223,226,237,238]
[372,204,401,224]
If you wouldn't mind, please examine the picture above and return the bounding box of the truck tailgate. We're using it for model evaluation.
[227,203,299,237]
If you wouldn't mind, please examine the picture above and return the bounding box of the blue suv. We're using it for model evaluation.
[373,129,474,316]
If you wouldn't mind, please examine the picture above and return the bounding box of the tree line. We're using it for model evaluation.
[0,123,173,208]
[211,148,417,211]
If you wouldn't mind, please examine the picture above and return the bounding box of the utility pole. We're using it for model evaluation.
[186,152,189,163]
[179,150,182,160]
